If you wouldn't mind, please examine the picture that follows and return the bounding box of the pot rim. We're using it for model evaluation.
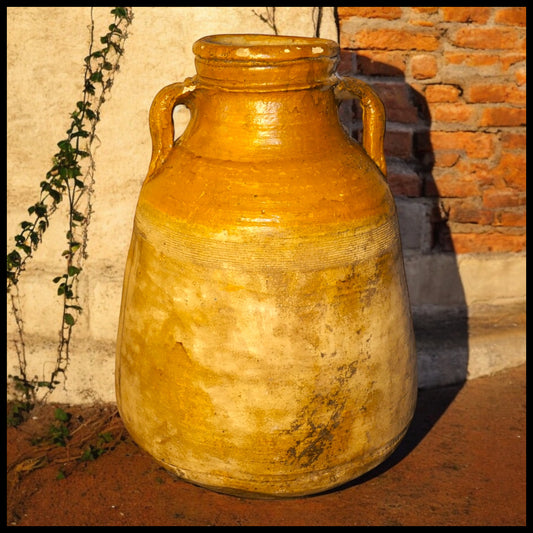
[193,33,339,63]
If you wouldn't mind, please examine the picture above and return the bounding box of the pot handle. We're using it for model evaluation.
[335,76,387,177]
[145,76,197,182]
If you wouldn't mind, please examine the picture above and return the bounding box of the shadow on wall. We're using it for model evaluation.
[334,46,469,486]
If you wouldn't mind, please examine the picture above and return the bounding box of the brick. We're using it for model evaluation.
[410,54,438,80]
[338,49,356,75]
[433,151,461,168]
[453,159,494,187]
[413,129,432,155]
[444,52,499,68]
[515,67,527,86]
[429,103,474,124]
[494,7,527,26]
[492,152,526,190]
[372,81,420,123]
[337,7,402,19]
[480,107,526,127]
[493,207,526,228]
[410,7,439,14]
[451,27,523,50]
[386,162,422,197]
[482,189,526,208]
[424,84,461,103]
[441,7,491,23]
[384,128,413,159]
[500,53,526,72]
[465,83,526,105]
[444,198,494,225]
[450,232,526,253]
[429,131,496,159]
[501,132,526,150]
[343,29,439,52]
[354,51,407,76]
[412,132,434,170]
[430,171,481,198]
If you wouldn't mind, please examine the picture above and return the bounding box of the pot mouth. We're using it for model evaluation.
[193,33,339,63]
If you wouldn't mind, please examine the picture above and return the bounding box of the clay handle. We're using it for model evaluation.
[146,77,197,182]
[335,76,387,177]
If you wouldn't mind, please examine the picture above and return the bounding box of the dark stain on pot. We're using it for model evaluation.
[285,400,343,468]
[284,360,359,467]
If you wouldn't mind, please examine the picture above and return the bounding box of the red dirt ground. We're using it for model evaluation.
[6,362,526,526]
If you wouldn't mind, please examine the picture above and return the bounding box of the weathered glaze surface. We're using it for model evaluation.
[116,34,417,498]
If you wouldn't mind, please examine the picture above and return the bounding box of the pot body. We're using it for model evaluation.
[116,34,417,498]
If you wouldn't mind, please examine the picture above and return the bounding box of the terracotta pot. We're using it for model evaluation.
[116,34,417,498]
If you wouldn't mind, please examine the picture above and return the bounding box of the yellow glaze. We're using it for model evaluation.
[116,34,417,498]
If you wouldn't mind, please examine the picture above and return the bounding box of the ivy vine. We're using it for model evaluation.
[7,7,134,425]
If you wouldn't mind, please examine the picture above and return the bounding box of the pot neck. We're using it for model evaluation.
[192,34,340,92]
[180,87,350,161]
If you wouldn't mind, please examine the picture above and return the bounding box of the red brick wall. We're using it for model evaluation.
[336,7,526,253]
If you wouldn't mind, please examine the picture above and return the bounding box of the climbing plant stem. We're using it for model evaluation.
[7,7,134,421]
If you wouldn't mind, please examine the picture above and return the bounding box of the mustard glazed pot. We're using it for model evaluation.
[115,34,417,498]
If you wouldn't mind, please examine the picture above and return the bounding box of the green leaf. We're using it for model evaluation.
[84,81,96,95]
[69,130,89,139]
[99,431,113,443]
[68,265,81,276]
[7,250,22,267]
[54,407,71,422]
[48,189,62,202]
[57,139,72,151]
[16,243,32,255]
[34,204,48,217]
[64,313,75,326]
[111,7,128,18]
[72,210,85,222]
[90,71,103,83]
